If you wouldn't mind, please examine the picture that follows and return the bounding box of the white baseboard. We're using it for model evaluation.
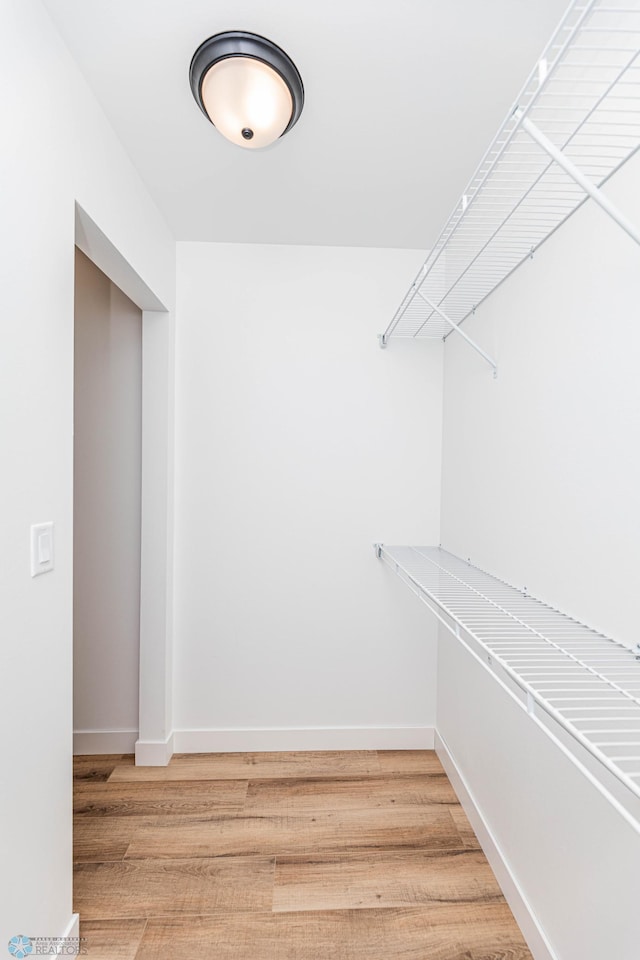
[73,729,137,755]
[93,727,434,764]
[172,726,435,753]
[43,913,80,956]
[135,732,175,766]
[435,731,558,960]
[63,914,79,940]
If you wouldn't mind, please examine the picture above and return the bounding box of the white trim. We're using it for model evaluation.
[63,914,79,940]
[73,729,138,755]
[75,203,166,311]
[135,732,175,766]
[138,307,175,758]
[435,730,559,960]
[172,726,435,753]
[41,914,80,957]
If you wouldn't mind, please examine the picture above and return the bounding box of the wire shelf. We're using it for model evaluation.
[382,0,640,343]
[377,545,640,808]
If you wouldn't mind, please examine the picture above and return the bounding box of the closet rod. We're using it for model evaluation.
[375,544,640,831]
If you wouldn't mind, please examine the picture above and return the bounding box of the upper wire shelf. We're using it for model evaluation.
[381,0,640,354]
[377,544,640,825]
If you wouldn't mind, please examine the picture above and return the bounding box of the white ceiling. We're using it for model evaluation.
[43,0,570,248]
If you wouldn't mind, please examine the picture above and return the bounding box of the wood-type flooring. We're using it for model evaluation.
[73,750,532,959]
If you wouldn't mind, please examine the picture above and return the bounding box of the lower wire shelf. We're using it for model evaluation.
[376,544,640,827]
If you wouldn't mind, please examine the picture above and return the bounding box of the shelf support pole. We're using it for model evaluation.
[518,112,640,248]
[416,291,497,376]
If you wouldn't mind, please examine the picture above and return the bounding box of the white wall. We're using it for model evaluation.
[174,242,443,749]
[441,150,640,648]
[73,250,142,751]
[0,0,174,945]
[438,631,640,960]
[439,149,640,958]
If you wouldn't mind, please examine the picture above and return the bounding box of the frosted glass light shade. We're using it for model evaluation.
[190,32,304,150]
[201,58,293,149]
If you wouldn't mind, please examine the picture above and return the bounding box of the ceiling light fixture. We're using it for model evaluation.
[189,31,304,149]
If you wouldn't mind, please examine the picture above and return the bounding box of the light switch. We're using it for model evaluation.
[31,522,54,577]
[39,530,51,563]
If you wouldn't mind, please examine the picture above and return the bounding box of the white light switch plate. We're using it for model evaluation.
[31,522,54,577]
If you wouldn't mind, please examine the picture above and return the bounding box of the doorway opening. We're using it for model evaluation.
[73,202,174,766]
[73,248,142,754]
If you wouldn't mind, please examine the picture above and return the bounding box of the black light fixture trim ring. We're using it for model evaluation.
[189,31,304,137]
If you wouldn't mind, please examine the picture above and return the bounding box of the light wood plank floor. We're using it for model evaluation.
[74,750,532,959]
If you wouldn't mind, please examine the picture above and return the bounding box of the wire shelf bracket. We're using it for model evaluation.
[378,292,497,376]
[376,544,640,833]
[417,291,497,376]
[517,111,640,246]
[379,0,640,361]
